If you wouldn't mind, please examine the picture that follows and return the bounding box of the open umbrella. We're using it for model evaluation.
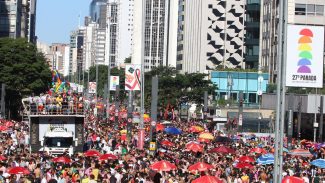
[198,138,210,143]
[257,153,274,165]
[150,160,177,171]
[0,126,8,131]
[0,155,7,161]
[209,146,235,154]
[8,167,30,175]
[192,176,223,183]
[156,124,165,132]
[234,162,254,169]
[250,147,267,154]
[164,127,182,135]
[52,156,72,164]
[186,142,203,152]
[282,176,304,183]
[199,132,214,140]
[289,149,313,157]
[99,154,118,161]
[310,159,325,168]
[84,149,101,157]
[4,121,14,127]
[238,156,255,163]
[189,126,204,133]
[161,140,174,147]
[188,162,214,172]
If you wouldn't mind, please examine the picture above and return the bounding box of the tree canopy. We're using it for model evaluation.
[0,38,51,119]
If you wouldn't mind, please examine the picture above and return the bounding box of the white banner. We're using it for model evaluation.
[88,82,96,94]
[125,64,141,91]
[110,76,120,91]
[286,25,324,88]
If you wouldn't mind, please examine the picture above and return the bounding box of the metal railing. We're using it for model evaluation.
[27,103,84,115]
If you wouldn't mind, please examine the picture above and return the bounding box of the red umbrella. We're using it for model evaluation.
[4,121,14,127]
[209,146,235,154]
[238,156,255,163]
[52,156,72,163]
[161,140,174,147]
[0,126,8,131]
[198,138,210,143]
[99,154,118,161]
[188,162,214,172]
[250,147,267,154]
[156,124,165,132]
[8,167,30,175]
[150,160,177,171]
[192,175,223,183]
[186,142,203,152]
[282,176,304,183]
[234,162,254,169]
[84,149,101,157]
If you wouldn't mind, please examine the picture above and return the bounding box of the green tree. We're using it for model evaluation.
[0,38,51,119]
[144,66,217,111]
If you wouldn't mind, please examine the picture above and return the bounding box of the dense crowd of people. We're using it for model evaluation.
[0,98,325,183]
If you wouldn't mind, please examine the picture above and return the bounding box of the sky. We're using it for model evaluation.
[36,0,91,44]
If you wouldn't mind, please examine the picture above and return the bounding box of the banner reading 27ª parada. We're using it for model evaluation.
[125,64,141,91]
[286,25,324,88]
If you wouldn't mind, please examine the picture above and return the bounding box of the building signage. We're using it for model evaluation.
[286,25,324,88]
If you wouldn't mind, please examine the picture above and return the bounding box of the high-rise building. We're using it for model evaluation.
[0,0,37,43]
[132,0,178,72]
[260,0,325,83]
[244,0,261,69]
[90,0,107,28]
[50,43,69,75]
[117,0,134,64]
[176,0,246,74]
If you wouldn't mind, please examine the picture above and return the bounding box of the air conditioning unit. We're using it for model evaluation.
[216,109,222,117]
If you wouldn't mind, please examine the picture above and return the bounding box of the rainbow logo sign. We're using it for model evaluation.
[297,28,313,73]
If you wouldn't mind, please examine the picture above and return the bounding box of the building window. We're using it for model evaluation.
[295,4,306,15]
[316,5,324,16]
[307,4,315,15]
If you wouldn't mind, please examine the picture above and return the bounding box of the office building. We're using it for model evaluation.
[244,0,261,69]
[90,0,107,29]
[118,0,134,64]
[0,0,37,42]
[176,0,246,74]
[50,43,69,75]
[260,0,325,83]
[132,0,178,72]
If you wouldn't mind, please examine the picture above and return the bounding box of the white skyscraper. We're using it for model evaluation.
[132,0,178,71]
[117,0,134,64]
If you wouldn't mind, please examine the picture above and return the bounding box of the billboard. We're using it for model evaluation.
[125,64,141,91]
[286,25,324,88]
[110,76,120,91]
[88,82,96,93]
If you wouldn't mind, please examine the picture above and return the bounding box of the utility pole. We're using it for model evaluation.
[0,84,5,119]
[319,96,324,142]
[114,85,120,130]
[150,77,158,141]
[127,91,133,142]
[204,91,208,123]
[274,0,288,182]
[297,97,302,140]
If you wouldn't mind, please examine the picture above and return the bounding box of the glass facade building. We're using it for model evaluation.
[211,71,269,105]
[244,0,261,69]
